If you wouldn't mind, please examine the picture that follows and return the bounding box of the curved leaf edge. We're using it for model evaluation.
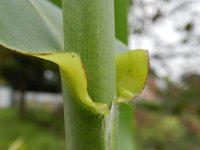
[0,43,149,114]
[0,43,108,116]
[0,42,55,55]
[114,49,149,104]
[34,52,109,116]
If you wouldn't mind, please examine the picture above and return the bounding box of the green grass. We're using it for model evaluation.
[0,108,65,150]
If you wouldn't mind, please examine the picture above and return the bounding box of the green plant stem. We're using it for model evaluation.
[63,0,115,105]
[62,0,116,149]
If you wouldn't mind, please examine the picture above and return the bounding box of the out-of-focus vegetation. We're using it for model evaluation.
[135,106,200,150]
[129,0,200,148]
[0,108,65,150]
[134,73,200,150]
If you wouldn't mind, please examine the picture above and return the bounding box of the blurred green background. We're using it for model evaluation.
[0,0,200,150]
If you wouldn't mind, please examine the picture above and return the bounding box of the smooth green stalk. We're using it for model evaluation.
[62,0,116,149]
[63,0,115,105]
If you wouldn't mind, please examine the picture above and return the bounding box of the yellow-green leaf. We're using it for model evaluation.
[115,50,149,102]
[35,52,108,115]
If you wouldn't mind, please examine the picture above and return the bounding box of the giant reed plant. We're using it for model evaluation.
[0,0,149,149]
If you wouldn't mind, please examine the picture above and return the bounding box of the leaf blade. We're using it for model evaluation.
[0,0,125,55]
[0,0,63,54]
[116,50,149,102]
